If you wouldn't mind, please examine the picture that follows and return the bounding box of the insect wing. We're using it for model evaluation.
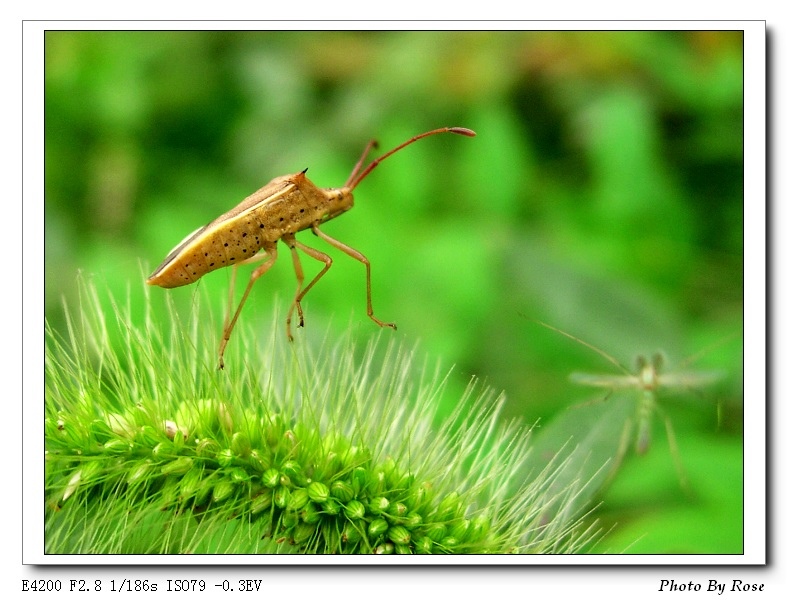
[166,225,207,258]
[658,369,725,390]
[525,391,635,522]
[569,372,640,389]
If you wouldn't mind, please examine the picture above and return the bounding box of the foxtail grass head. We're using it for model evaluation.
[45,277,599,556]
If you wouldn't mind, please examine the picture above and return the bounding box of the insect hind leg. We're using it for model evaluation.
[654,405,692,494]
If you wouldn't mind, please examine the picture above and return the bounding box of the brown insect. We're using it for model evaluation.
[147,127,476,368]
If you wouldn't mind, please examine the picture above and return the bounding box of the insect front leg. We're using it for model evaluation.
[281,233,333,341]
[218,244,278,369]
[311,224,396,331]
[282,234,308,337]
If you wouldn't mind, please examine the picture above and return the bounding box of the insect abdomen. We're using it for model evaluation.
[146,219,268,288]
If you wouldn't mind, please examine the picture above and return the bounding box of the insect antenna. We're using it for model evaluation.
[530,318,632,377]
[674,329,741,371]
[344,139,379,187]
[345,127,476,191]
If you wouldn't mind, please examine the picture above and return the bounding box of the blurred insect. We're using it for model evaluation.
[536,320,726,489]
[147,127,476,368]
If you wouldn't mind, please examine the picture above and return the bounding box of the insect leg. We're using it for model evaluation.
[311,224,396,331]
[654,405,691,492]
[218,245,278,369]
[606,415,634,483]
[635,391,654,455]
[280,234,331,340]
[223,263,240,338]
[282,234,306,337]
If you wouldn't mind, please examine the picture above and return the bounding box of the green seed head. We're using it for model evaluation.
[126,460,154,485]
[388,525,411,546]
[415,536,433,554]
[195,438,219,458]
[436,491,462,520]
[160,456,193,476]
[136,425,161,449]
[249,449,271,472]
[350,467,367,492]
[330,480,354,503]
[106,412,136,439]
[292,523,316,544]
[274,486,290,509]
[426,523,447,542]
[262,468,281,488]
[301,501,321,525]
[281,460,303,480]
[288,488,310,511]
[368,518,389,538]
[281,510,299,529]
[212,479,235,503]
[404,512,423,528]
[374,543,394,554]
[230,467,251,483]
[250,489,274,515]
[342,521,365,544]
[307,481,330,503]
[344,500,366,520]
[231,432,251,457]
[178,467,203,499]
[151,441,173,461]
[322,498,341,516]
[216,448,234,467]
[450,518,471,542]
[391,502,408,517]
[370,496,390,514]
[103,438,130,455]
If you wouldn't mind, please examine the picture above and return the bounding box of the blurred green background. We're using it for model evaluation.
[44,30,744,553]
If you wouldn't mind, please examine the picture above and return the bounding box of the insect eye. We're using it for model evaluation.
[652,352,665,372]
[634,355,647,371]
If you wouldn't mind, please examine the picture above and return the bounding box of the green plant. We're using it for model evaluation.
[44,279,599,555]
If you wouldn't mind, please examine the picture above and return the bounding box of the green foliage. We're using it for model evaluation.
[44,30,744,554]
